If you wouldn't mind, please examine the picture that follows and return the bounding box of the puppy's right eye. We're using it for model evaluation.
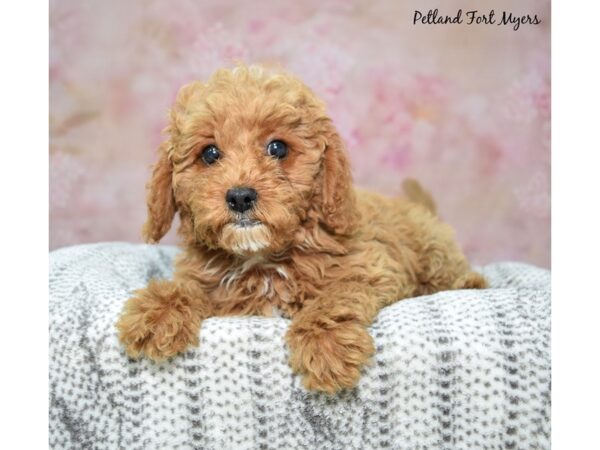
[200,145,220,165]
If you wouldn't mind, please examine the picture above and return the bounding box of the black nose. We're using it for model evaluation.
[226,187,258,213]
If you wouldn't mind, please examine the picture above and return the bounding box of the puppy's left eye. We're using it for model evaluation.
[266,140,288,159]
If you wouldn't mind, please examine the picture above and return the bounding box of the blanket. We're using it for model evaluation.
[49,242,550,449]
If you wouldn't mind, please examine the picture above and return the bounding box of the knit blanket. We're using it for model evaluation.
[49,243,551,450]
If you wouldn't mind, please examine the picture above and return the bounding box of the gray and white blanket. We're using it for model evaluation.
[49,243,550,450]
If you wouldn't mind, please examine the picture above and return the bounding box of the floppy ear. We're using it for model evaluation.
[318,121,360,235]
[141,81,204,243]
[141,140,176,243]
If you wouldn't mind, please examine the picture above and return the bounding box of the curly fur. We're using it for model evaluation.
[116,64,487,394]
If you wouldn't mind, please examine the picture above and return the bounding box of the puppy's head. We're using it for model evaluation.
[143,65,358,256]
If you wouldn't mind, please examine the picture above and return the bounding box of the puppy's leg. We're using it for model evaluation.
[285,282,379,394]
[452,270,488,289]
[417,256,488,295]
[413,222,488,294]
[116,279,212,361]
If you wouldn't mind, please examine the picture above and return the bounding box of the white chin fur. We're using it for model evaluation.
[220,223,271,255]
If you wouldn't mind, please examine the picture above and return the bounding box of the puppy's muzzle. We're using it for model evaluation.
[226,187,258,213]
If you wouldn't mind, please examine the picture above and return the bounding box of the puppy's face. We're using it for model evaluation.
[143,66,357,257]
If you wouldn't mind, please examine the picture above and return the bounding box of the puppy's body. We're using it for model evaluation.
[117,65,486,393]
[170,188,478,316]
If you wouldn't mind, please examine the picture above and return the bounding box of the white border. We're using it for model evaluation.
[553,0,600,447]
[0,2,49,448]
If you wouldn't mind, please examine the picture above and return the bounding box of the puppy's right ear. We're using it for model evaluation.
[142,140,176,243]
[142,81,203,243]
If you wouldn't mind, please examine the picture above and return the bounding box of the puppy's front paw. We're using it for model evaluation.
[286,321,375,394]
[116,280,201,361]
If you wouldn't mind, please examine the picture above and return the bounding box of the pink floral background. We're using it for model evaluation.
[50,0,550,267]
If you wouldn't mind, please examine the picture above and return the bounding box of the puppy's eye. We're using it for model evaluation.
[200,145,220,165]
[266,140,288,159]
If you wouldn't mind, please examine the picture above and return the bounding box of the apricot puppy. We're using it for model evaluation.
[116,65,486,394]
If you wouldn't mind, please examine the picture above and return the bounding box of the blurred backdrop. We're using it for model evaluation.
[50,0,550,267]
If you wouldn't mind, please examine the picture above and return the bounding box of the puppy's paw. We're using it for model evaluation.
[453,271,488,290]
[286,321,375,394]
[116,280,201,361]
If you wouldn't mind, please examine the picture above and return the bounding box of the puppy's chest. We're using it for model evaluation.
[210,257,301,316]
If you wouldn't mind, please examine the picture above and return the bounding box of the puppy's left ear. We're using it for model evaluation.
[318,121,360,235]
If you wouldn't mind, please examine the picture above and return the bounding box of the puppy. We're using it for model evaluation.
[116,65,487,394]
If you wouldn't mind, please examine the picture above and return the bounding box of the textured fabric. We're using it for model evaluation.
[49,242,551,450]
